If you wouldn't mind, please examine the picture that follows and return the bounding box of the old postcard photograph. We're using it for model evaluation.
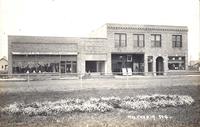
[0,0,200,126]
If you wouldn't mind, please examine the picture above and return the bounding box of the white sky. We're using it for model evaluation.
[0,0,199,60]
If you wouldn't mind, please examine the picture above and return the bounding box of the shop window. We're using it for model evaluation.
[12,55,77,74]
[168,56,185,70]
[127,55,132,62]
[13,62,60,73]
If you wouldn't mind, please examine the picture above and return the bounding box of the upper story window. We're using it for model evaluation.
[133,34,145,47]
[172,35,182,48]
[114,33,127,47]
[151,34,161,47]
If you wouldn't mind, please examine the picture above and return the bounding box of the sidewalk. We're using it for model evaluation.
[0,78,26,82]
[1,74,200,82]
[0,75,200,93]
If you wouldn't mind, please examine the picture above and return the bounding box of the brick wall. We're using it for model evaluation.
[8,23,188,75]
[106,24,188,74]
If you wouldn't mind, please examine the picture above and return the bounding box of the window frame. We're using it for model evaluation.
[172,35,182,48]
[168,56,185,70]
[151,34,161,47]
[133,34,145,47]
[114,33,127,47]
[127,55,132,62]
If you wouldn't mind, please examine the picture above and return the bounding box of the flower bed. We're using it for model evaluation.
[1,94,194,116]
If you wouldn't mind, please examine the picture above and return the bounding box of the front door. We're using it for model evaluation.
[60,61,77,73]
[61,61,65,73]
[133,63,139,73]
[66,61,72,73]
[156,57,164,75]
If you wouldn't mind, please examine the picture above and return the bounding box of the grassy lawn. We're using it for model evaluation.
[0,84,200,127]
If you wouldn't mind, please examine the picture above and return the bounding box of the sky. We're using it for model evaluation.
[0,0,199,60]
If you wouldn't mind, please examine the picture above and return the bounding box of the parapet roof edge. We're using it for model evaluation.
[8,35,81,39]
[106,23,188,31]
[8,35,107,39]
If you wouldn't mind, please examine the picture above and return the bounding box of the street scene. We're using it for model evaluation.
[0,0,200,127]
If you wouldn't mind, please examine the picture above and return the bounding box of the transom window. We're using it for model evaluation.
[133,34,145,47]
[114,33,127,47]
[151,34,161,47]
[172,35,182,48]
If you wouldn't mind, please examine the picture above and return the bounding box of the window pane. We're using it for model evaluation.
[156,35,161,41]
[139,35,143,40]
[172,35,176,41]
[139,40,144,47]
[176,41,181,47]
[115,41,119,47]
[121,40,126,47]
[151,35,155,41]
[155,42,159,47]
[172,41,176,47]
[177,35,181,41]
[121,34,126,41]
[133,35,138,47]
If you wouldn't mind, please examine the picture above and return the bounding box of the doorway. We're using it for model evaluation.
[60,61,77,73]
[85,61,105,73]
[156,57,164,75]
[111,54,144,75]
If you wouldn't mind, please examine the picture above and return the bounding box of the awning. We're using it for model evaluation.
[12,52,78,55]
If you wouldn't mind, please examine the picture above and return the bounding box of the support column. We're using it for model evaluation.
[185,54,188,70]
[163,56,168,75]
[59,54,61,73]
[105,53,112,75]
[153,56,156,76]
[96,61,99,72]
[144,54,148,76]
[77,53,85,75]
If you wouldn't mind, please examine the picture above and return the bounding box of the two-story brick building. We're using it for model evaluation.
[8,23,188,75]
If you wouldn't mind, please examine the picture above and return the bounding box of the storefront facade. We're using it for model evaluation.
[8,23,188,75]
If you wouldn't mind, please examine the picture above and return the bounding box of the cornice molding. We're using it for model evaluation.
[107,24,188,32]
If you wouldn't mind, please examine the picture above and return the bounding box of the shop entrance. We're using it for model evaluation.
[111,53,144,75]
[156,57,164,75]
[60,61,77,73]
[85,61,105,73]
